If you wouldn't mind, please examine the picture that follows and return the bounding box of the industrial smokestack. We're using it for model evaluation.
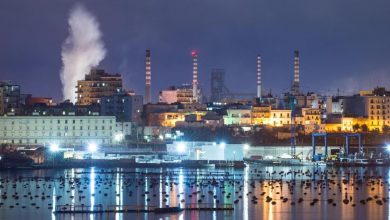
[60,4,106,103]
[292,50,300,95]
[191,50,198,103]
[145,49,151,103]
[256,55,261,99]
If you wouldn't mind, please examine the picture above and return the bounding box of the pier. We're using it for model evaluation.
[53,203,234,214]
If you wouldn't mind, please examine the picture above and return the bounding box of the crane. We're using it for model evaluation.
[289,95,297,157]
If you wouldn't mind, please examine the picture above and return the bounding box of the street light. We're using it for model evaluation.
[87,143,98,153]
[176,142,187,153]
[220,142,226,148]
[243,144,250,150]
[50,143,59,152]
[386,144,390,152]
[114,133,124,142]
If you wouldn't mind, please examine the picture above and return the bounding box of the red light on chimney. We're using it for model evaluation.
[191,50,197,57]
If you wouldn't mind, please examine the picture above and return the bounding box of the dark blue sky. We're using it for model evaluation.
[1,0,390,102]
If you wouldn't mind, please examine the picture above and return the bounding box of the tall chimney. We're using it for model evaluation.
[145,49,151,103]
[256,55,262,99]
[192,50,198,103]
[292,50,300,95]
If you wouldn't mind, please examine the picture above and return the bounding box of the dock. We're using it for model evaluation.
[53,203,234,214]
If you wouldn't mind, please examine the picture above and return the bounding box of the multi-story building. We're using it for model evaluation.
[159,86,178,104]
[159,84,199,105]
[76,69,123,105]
[223,109,252,126]
[0,115,116,146]
[327,96,344,114]
[251,105,271,125]
[296,108,321,125]
[343,87,390,131]
[0,88,4,115]
[177,84,195,104]
[100,93,143,123]
[147,112,186,127]
[270,109,291,127]
[0,81,21,115]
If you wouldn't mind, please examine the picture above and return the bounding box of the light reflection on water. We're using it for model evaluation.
[0,166,389,220]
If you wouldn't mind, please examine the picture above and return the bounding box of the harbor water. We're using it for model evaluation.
[0,165,389,220]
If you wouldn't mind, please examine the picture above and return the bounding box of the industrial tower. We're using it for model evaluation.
[256,55,262,100]
[145,49,151,104]
[291,50,300,95]
[210,69,232,102]
[192,50,199,103]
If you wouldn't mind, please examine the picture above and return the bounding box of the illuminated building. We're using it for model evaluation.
[270,109,291,126]
[296,108,321,125]
[177,84,195,104]
[343,87,390,131]
[147,112,186,127]
[0,115,116,146]
[76,69,123,105]
[251,105,271,125]
[223,109,252,125]
[0,81,21,115]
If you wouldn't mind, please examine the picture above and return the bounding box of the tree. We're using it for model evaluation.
[352,124,360,132]
[361,124,368,132]
[383,125,390,134]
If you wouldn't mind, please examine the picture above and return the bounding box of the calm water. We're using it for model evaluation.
[0,165,389,220]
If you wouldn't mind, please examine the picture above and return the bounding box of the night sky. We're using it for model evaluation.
[1,0,390,102]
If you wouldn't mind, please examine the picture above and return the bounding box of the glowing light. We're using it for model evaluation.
[220,142,226,148]
[191,50,197,57]
[114,133,124,142]
[279,153,293,159]
[87,143,98,153]
[177,142,187,153]
[50,143,60,152]
[243,144,250,150]
[386,144,390,152]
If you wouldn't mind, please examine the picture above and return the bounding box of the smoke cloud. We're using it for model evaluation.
[60,4,106,102]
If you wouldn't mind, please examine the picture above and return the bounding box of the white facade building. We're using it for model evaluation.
[0,116,116,146]
[159,89,178,104]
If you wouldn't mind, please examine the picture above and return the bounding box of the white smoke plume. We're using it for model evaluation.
[60,4,106,102]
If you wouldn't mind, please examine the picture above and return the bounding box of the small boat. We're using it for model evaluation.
[375,159,385,165]
[354,158,369,166]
